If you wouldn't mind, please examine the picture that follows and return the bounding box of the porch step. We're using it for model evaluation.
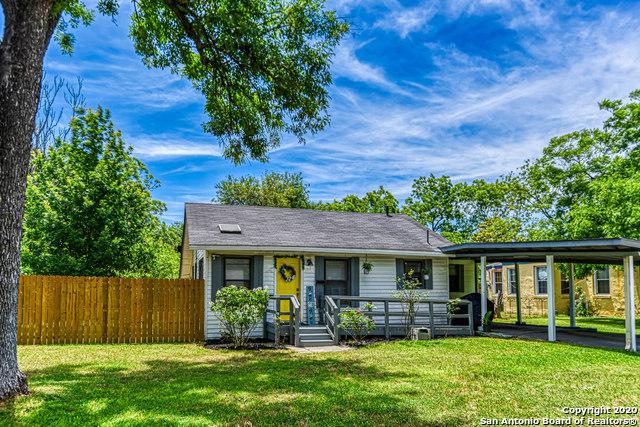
[299,326,328,333]
[299,333,331,340]
[299,325,334,347]
[299,339,334,347]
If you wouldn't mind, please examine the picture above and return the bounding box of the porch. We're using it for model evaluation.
[264,294,475,347]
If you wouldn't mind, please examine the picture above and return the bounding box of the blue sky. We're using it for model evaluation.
[5,1,640,222]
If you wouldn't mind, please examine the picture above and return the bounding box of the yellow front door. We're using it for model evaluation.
[275,257,301,321]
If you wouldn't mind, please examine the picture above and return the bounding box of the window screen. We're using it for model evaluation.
[594,269,610,295]
[507,268,517,295]
[535,267,548,295]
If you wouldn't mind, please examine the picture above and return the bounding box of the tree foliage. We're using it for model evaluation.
[22,107,178,277]
[314,186,399,213]
[521,89,640,240]
[50,0,347,164]
[214,172,310,208]
[402,174,526,243]
[130,0,348,163]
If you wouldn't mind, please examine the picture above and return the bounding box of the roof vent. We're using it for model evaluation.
[218,224,241,234]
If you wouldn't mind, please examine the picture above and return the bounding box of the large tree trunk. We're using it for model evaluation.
[0,0,59,400]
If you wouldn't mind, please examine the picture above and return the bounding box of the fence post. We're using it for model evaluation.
[384,300,390,340]
[428,301,435,339]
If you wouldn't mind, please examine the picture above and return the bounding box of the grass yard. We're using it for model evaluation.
[494,314,640,335]
[1,338,639,426]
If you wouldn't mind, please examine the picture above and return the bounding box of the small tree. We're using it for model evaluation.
[574,286,593,317]
[339,302,376,345]
[393,270,428,338]
[211,286,270,348]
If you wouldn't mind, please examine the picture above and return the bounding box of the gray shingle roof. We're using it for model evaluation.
[184,203,450,253]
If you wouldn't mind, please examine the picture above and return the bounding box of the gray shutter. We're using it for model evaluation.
[251,256,263,288]
[350,257,360,296]
[211,256,223,301]
[396,258,404,289]
[315,256,325,282]
[424,259,433,290]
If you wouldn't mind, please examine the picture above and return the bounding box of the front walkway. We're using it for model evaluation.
[492,323,633,350]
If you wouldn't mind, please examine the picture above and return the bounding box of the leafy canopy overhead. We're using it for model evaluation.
[56,0,347,164]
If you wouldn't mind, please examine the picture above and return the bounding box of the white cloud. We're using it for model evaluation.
[332,38,411,95]
[130,135,223,159]
[374,4,436,38]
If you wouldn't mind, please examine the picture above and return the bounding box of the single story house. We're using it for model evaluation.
[179,203,476,344]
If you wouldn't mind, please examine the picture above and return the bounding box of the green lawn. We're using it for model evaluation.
[494,314,640,335]
[1,339,639,426]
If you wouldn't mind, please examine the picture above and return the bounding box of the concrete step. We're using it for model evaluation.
[299,339,335,347]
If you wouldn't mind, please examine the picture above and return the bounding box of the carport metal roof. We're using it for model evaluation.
[441,238,640,264]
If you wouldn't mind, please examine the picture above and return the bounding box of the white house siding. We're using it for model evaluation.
[359,256,450,326]
[205,252,272,340]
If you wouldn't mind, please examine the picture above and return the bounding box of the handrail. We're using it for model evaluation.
[325,295,460,304]
[267,295,301,346]
[324,295,340,344]
[324,296,474,343]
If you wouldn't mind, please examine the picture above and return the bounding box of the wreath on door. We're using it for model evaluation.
[279,264,296,282]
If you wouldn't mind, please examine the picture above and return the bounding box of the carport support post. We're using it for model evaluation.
[623,255,637,352]
[515,263,522,325]
[480,256,487,332]
[546,255,556,342]
[568,263,576,329]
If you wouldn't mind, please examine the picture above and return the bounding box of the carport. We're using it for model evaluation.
[441,238,639,352]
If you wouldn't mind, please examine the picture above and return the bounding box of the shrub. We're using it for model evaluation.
[339,302,376,345]
[211,285,270,348]
[574,286,593,317]
[482,310,494,332]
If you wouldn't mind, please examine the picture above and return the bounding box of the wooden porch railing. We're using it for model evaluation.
[265,295,301,346]
[324,296,474,344]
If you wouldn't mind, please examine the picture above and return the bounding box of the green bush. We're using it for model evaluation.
[339,302,376,345]
[211,286,270,347]
[574,286,593,317]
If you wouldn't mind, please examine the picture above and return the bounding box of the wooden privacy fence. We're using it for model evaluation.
[18,276,204,345]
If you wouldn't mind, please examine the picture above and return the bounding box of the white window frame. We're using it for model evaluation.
[534,266,548,295]
[593,268,611,296]
[507,268,517,295]
[560,271,570,295]
[493,270,503,294]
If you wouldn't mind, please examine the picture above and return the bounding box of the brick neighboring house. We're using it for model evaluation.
[485,263,640,317]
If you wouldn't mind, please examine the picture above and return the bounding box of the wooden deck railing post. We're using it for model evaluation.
[294,297,301,347]
[334,298,341,344]
[467,301,474,336]
[384,300,390,340]
[428,301,435,339]
[289,299,295,346]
